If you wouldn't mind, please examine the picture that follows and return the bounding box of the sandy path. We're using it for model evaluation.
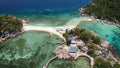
[23,25,66,41]
[23,17,92,41]
[65,17,92,28]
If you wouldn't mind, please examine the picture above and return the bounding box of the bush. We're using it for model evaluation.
[0,14,22,34]
[92,36,101,44]
[94,58,112,68]
[79,28,87,33]
[63,33,69,39]
[114,62,120,68]
[63,28,102,45]
[87,49,96,57]
[83,0,120,23]
[79,31,90,42]
[66,40,71,45]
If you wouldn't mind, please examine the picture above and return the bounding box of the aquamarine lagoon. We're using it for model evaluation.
[0,0,120,68]
[0,31,90,68]
[26,11,81,26]
[49,57,90,68]
[0,31,62,68]
[77,21,120,54]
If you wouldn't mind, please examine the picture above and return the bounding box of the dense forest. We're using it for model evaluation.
[0,15,22,38]
[81,0,120,24]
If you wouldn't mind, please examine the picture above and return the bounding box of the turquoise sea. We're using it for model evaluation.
[0,0,120,68]
[77,21,120,54]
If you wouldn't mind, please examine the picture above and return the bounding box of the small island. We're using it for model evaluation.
[0,14,24,43]
[0,14,120,68]
[0,0,120,68]
[44,28,120,68]
[80,0,120,26]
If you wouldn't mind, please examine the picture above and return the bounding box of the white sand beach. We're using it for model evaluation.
[23,17,92,41]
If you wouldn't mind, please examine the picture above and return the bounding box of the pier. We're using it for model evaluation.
[53,46,94,68]
[23,17,93,68]
[77,52,94,68]
[43,56,58,68]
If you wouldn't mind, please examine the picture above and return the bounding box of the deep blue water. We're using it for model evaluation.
[0,0,91,14]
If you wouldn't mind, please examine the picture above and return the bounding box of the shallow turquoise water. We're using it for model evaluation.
[0,0,93,67]
[0,12,92,68]
[1,11,120,68]
[0,31,62,68]
[49,57,90,68]
[0,31,90,68]
[15,11,81,26]
[77,21,120,54]
[23,12,120,55]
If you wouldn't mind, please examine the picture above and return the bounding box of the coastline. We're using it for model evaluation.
[0,17,92,44]
[0,19,26,44]
[0,30,24,44]
[90,30,119,62]
[79,8,120,27]
[79,8,120,62]
[109,45,120,61]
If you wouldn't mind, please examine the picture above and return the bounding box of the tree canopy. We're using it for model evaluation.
[0,14,22,35]
[94,58,112,68]
[63,28,102,45]
[82,0,120,24]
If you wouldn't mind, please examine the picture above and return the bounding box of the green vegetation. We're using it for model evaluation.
[82,0,120,24]
[66,40,71,45]
[114,62,120,68]
[88,43,100,50]
[87,49,96,57]
[87,43,99,57]
[79,31,92,42]
[63,28,102,45]
[63,28,119,68]
[0,14,22,37]
[94,58,112,68]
